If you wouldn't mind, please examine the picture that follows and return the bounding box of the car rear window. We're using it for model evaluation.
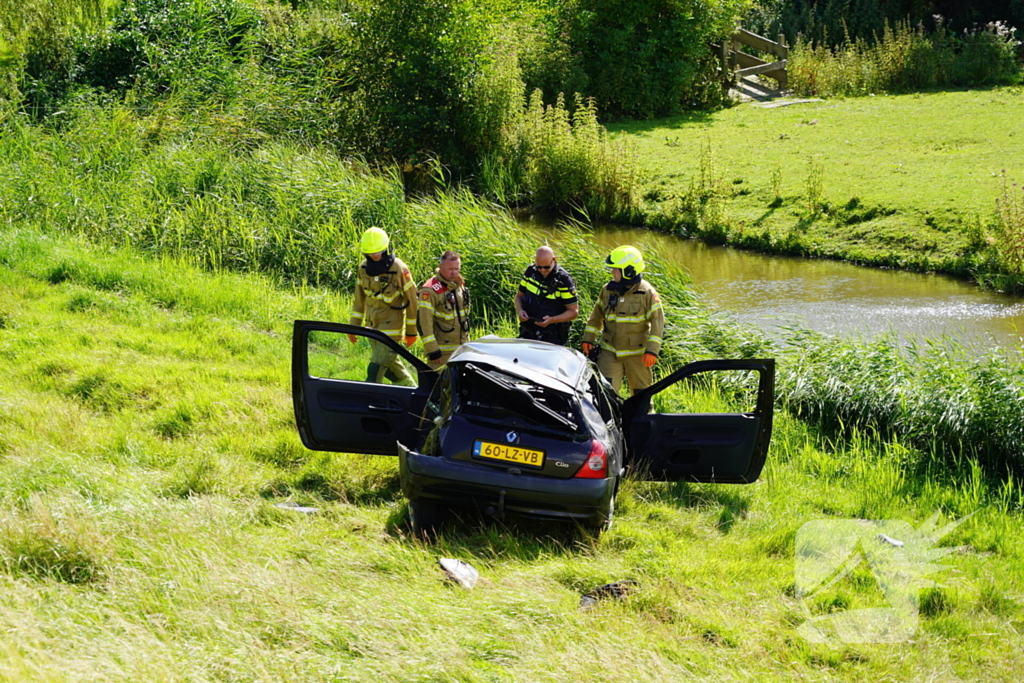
[455,363,580,433]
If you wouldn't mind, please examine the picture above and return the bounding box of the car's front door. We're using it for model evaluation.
[292,320,435,456]
[622,359,775,483]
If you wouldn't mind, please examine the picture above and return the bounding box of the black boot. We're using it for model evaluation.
[366,362,382,383]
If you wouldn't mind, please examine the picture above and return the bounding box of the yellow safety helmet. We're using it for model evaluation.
[605,245,644,278]
[360,226,390,254]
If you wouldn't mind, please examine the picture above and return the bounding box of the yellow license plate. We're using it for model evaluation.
[473,440,545,467]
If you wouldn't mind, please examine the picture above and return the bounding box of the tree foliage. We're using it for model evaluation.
[562,0,748,119]
[745,0,1024,47]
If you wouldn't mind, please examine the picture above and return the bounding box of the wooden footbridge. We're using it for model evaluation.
[713,29,789,95]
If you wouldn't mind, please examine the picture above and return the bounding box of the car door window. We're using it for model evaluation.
[587,372,618,424]
[624,359,775,484]
[652,368,762,414]
[292,321,434,456]
[308,329,417,385]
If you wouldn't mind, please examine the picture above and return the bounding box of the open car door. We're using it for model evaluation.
[292,320,435,456]
[622,359,774,483]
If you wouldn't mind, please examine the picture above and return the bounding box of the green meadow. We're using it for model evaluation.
[615,87,1024,282]
[2,226,1024,681]
[2,1,1024,678]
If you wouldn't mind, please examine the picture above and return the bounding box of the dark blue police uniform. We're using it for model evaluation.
[517,264,577,345]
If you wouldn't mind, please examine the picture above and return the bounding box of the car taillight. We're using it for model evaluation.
[575,439,607,479]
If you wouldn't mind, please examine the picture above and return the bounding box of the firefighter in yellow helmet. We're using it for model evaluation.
[417,250,470,369]
[581,246,665,395]
[348,227,418,385]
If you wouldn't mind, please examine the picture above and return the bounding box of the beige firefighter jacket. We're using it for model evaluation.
[582,279,665,358]
[349,256,418,340]
[417,271,470,358]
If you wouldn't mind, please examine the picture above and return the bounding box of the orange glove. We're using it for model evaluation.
[405,335,417,348]
[643,352,658,368]
[348,334,357,344]
[581,342,593,356]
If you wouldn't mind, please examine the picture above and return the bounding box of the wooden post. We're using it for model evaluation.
[777,34,789,89]
[719,41,730,86]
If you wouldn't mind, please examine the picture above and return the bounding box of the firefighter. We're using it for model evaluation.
[418,250,470,369]
[348,227,418,385]
[581,245,665,395]
[514,245,579,346]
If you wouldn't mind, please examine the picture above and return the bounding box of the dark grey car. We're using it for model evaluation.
[292,321,775,535]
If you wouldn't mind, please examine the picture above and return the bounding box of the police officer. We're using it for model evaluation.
[581,245,665,395]
[418,250,470,369]
[348,227,418,385]
[514,246,578,345]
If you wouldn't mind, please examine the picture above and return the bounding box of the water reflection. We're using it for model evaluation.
[574,224,1024,350]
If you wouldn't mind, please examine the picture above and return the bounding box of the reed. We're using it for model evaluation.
[776,327,1024,473]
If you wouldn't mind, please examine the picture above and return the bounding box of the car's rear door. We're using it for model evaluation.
[622,359,774,483]
[292,320,435,455]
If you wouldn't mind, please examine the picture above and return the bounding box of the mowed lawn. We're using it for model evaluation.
[612,87,1024,270]
[1,229,1023,681]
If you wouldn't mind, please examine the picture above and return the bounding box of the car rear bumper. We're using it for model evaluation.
[399,444,615,525]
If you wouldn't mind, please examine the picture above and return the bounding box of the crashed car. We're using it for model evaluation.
[292,321,775,535]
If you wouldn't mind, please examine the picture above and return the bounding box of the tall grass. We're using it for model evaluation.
[777,328,1024,474]
[0,102,703,359]
[789,18,1021,97]
[6,95,1024,480]
[515,92,642,219]
[995,171,1024,276]
[473,34,644,219]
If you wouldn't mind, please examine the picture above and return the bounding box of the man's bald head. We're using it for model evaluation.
[535,246,556,276]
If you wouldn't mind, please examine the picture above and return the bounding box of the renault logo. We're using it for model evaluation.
[506,431,518,443]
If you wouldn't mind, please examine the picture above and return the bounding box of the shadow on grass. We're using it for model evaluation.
[260,469,405,506]
[751,205,781,227]
[625,478,752,533]
[385,503,603,560]
[607,109,719,135]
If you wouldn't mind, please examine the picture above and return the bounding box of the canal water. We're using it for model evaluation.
[540,220,1024,351]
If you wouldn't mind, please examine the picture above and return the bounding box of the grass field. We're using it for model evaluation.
[2,227,1022,681]
[612,87,1024,278]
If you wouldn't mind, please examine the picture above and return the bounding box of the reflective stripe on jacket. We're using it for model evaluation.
[582,280,665,358]
[517,264,577,319]
[349,256,418,339]
[417,272,470,356]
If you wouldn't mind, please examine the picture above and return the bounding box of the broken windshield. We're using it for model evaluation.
[455,363,579,432]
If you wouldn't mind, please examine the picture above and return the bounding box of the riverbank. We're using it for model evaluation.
[1,228,1022,681]
[610,87,1024,289]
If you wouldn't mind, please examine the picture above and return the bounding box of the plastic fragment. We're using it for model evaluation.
[439,558,479,589]
[877,533,904,547]
[274,502,320,514]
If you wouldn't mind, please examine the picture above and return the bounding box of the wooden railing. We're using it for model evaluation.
[714,29,789,89]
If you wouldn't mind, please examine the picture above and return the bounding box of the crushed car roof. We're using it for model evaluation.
[447,337,589,393]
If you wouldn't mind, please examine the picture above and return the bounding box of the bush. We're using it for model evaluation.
[789,18,1021,97]
[956,20,1022,85]
[518,92,642,218]
[115,0,264,103]
[561,0,745,119]
[348,0,487,170]
[2,0,105,114]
